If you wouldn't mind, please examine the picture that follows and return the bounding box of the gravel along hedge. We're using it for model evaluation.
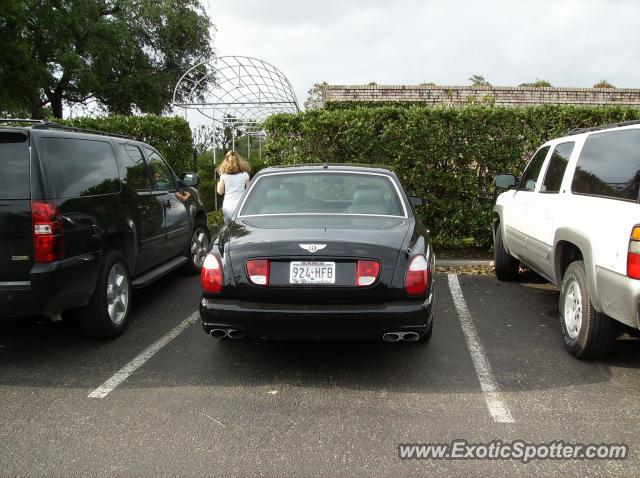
[264,105,640,248]
[59,115,194,174]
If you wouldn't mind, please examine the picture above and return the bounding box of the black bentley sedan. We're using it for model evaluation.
[199,164,435,343]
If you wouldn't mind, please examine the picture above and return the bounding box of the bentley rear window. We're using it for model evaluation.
[240,172,405,217]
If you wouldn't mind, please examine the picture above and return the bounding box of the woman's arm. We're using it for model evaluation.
[216,178,225,195]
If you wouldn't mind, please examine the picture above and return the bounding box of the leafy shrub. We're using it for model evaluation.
[264,105,640,248]
[207,210,224,234]
[58,115,193,174]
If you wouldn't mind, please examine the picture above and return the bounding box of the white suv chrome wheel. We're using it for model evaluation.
[563,278,582,339]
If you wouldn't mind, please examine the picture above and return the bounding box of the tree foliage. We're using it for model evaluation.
[468,74,491,86]
[593,80,616,89]
[519,79,552,88]
[263,104,640,248]
[304,82,327,110]
[0,0,213,118]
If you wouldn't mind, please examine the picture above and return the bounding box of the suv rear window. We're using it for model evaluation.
[0,131,30,200]
[44,137,120,198]
[572,129,640,202]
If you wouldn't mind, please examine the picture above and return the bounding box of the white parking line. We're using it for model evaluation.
[447,274,514,423]
[88,311,199,399]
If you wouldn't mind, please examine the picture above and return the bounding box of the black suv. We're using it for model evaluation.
[0,120,210,338]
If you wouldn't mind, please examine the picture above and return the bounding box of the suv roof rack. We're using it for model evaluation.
[0,118,47,124]
[0,118,132,140]
[568,119,640,136]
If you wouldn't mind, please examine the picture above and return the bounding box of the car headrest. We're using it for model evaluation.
[352,188,385,205]
[283,182,305,200]
[266,188,293,204]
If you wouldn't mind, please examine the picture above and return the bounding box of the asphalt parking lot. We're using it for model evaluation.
[2,271,640,477]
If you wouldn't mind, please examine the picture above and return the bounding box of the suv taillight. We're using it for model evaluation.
[201,253,223,293]
[627,226,640,279]
[405,255,429,296]
[246,259,269,286]
[356,260,380,286]
[31,200,64,263]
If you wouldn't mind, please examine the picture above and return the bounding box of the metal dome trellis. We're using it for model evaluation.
[172,55,300,128]
[172,56,299,210]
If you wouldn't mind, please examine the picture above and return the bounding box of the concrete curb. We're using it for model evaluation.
[436,259,494,267]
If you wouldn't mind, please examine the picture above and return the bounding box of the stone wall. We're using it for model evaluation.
[322,84,640,108]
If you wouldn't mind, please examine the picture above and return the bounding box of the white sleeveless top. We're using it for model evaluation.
[220,172,249,214]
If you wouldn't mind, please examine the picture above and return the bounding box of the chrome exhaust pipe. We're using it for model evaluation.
[401,332,420,342]
[382,332,401,343]
[227,329,244,339]
[210,328,228,338]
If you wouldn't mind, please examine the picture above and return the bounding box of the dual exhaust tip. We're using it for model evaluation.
[210,328,244,339]
[382,331,420,342]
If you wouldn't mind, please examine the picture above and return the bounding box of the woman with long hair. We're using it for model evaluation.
[216,150,251,223]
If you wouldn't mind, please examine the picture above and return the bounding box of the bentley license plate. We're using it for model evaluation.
[289,261,335,284]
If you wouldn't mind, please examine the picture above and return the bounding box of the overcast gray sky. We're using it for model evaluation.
[205,0,639,108]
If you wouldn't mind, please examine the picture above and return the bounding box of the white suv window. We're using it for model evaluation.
[541,142,574,194]
[520,146,550,192]
[571,129,640,202]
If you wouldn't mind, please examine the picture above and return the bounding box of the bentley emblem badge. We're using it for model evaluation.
[299,244,326,253]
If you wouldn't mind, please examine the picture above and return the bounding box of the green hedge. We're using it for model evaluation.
[59,115,193,174]
[264,105,640,248]
[196,151,218,211]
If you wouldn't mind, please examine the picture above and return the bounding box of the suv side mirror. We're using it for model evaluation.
[181,172,200,187]
[409,196,425,207]
[495,174,518,190]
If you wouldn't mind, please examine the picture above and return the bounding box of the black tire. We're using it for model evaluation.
[559,261,615,359]
[184,222,211,275]
[494,225,519,281]
[77,250,132,339]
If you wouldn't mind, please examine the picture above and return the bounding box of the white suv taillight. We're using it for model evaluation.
[356,260,380,286]
[31,200,64,263]
[246,259,270,286]
[628,226,640,280]
[201,253,223,293]
[405,255,429,296]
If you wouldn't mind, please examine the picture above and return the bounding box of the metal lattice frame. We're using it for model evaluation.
[172,56,299,210]
[172,55,299,129]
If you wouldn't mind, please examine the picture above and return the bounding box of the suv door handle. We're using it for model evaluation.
[162,199,172,208]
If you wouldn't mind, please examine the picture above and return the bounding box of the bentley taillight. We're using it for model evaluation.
[247,259,270,286]
[405,255,429,296]
[201,253,223,293]
[356,260,380,286]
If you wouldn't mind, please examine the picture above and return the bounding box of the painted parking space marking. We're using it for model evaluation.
[88,311,199,399]
[447,274,514,423]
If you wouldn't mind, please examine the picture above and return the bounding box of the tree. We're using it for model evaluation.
[304,81,327,110]
[519,79,552,87]
[593,80,616,89]
[192,124,216,156]
[0,0,213,118]
[468,74,491,86]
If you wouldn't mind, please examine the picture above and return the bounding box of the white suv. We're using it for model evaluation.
[493,120,640,358]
